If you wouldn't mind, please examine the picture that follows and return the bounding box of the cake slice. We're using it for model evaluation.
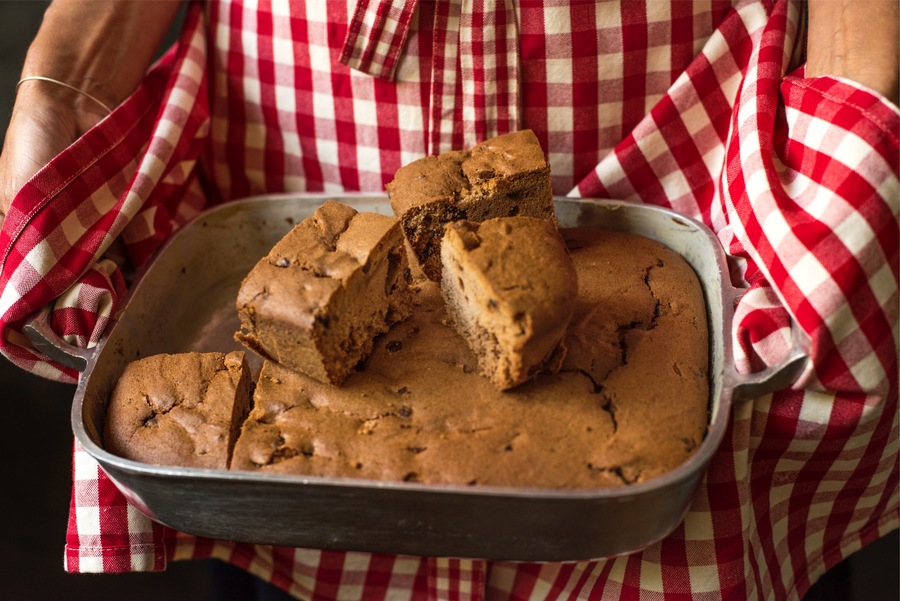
[386,129,555,281]
[440,217,578,390]
[103,351,253,469]
[235,200,413,386]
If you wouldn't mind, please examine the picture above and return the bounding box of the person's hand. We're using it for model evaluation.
[0,0,184,230]
[806,0,899,105]
[0,82,106,227]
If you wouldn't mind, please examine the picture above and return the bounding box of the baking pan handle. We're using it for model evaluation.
[725,289,810,403]
[22,305,93,372]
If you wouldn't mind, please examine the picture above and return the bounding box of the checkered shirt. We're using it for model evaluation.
[1,1,896,599]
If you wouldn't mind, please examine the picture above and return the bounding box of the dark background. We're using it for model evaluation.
[0,1,896,600]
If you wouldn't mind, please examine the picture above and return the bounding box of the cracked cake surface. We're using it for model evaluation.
[386,129,555,281]
[104,351,253,469]
[441,217,578,390]
[229,228,709,488]
[234,200,413,385]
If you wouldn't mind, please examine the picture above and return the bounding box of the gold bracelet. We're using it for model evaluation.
[16,76,113,114]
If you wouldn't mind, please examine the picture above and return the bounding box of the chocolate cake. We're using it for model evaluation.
[234,200,412,385]
[386,129,555,280]
[228,228,709,488]
[440,217,578,390]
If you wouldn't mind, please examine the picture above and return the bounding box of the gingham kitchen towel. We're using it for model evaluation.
[1,1,896,599]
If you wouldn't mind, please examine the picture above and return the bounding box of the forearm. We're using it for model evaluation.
[19,0,184,116]
[806,0,899,105]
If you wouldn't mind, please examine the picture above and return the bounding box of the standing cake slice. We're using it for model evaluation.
[235,200,413,386]
[104,351,253,469]
[386,129,554,280]
[440,216,578,390]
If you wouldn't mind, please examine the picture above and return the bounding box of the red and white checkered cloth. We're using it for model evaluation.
[1,0,896,599]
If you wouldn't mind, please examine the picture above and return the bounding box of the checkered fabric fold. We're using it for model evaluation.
[340,0,421,80]
[0,1,896,599]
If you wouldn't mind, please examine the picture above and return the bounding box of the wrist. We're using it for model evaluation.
[9,84,81,141]
[14,77,104,138]
[16,77,111,128]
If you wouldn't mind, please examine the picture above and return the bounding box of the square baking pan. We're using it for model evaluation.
[26,194,807,561]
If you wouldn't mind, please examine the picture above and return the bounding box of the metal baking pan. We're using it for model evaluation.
[26,194,808,561]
